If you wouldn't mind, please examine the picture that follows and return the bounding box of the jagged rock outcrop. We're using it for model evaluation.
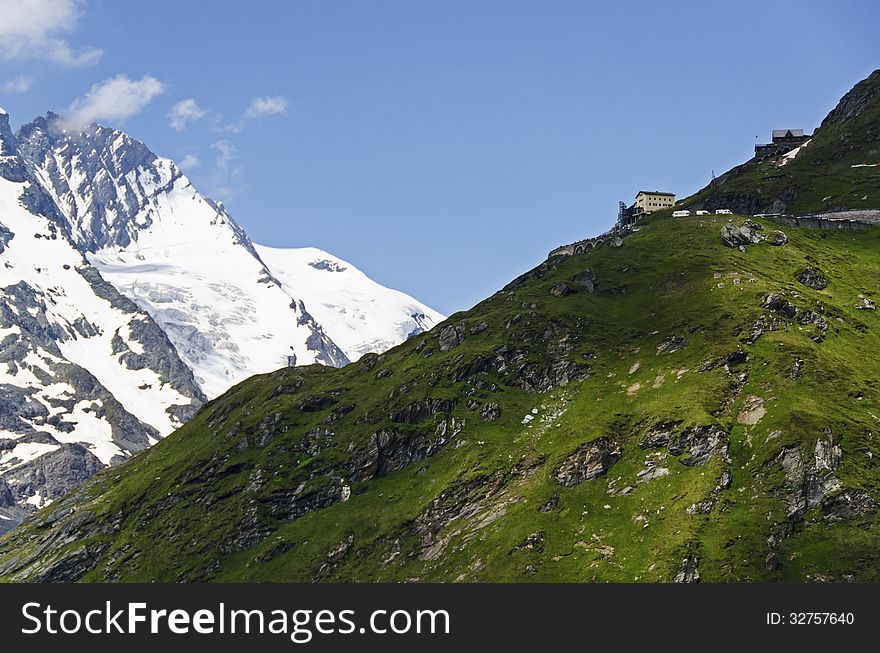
[570,268,597,292]
[555,437,621,487]
[764,293,798,318]
[639,423,728,467]
[389,398,455,424]
[721,223,759,248]
[797,267,828,290]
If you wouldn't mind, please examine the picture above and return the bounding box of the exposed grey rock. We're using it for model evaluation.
[323,404,354,425]
[777,430,849,520]
[855,297,876,310]
[480,402,501,422]
[640,422,728,467]
[0,112,28,183]
[389,398,455,424]
[671,425,729,466]
[353,418,464,480]
[29,543,109,583]
[821,69,880,127]
[764,292,798,318]
[674,555,700,583]
[769,230,788,246]
[110,315,205,405]
[720,223,754,248]
[570,268,597,292]
[639,421,682,450]
[260,482,345,531]
[796,267,828,290]
[503,256,566,292]
[741,314,782,345]
[538,493,560,513]
[549,282,574,297]
[814,432,842,472]
[510,532,544,554]
[438,323,466,352]
[327,533,355,562]
[294,428,334,457]
[725,350,748,367]
[409,470,509,561]
[268,376,303,400]
[822,490,877,520]
[555,437,621,487]
[686,500,715,515]
[797,310,828,340]
[298,395,339,412]
[296,300,351,367]
[656,335,687,354]
[1,444,104,515]
[513,359,588,393]
[637,464,670,483]
[0,477,14,508]
[0,116,211,519]
[0,223,12,255]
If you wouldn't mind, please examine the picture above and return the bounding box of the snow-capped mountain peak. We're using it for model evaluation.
[0,111,443,530]
[16,115,350,396]
[0,116,205,530]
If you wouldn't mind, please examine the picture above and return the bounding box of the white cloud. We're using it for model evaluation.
[212,139,236,169]
[178,153,200,170]
[218,95,288,132]
[2,75,34,93]
[209,139,243,199]
[0,0,101,66]
[244,95,288,119]
[169,98,206,132]
[65,74,164,127]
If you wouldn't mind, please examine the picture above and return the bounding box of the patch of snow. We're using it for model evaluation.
[779,140,810,166]
[0,441,61,473]
[25,490,52,508]
[255,245,444,364]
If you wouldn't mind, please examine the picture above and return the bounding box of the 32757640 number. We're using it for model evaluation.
[767,612,854,625]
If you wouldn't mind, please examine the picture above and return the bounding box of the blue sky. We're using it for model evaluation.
[0,0,878,314]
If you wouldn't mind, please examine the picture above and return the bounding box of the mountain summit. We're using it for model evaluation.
[0,113,442,532]
[1,71,879,582]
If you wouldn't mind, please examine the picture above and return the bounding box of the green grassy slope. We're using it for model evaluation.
[681,69,880,215]
[2,211,880,582]
[2,71,880,584]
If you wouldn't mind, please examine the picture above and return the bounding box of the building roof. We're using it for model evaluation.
[636,190,675,197]
[772,129,804,138]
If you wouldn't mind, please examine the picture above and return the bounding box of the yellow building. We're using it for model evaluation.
[634,191,675,215]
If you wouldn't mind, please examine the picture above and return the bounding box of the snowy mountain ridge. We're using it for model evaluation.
[0,111,442,531]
